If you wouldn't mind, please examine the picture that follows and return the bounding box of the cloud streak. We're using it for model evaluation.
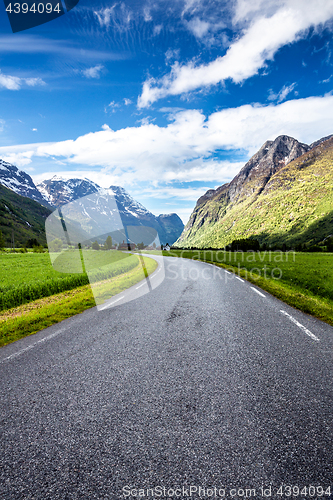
[138,0,333,107]
[2,94,333,189]
[81,64,104,79]
[0,71,45,90]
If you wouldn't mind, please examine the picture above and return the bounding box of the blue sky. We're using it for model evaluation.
[1,0,333,222]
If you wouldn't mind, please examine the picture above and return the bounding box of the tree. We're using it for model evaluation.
[104,235,113,250]
[26,238,39,248]
[0,230,5,250]
[92,240,100,250]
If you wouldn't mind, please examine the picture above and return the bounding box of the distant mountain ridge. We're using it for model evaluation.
[175,134,333,249]
[37,177,184,246]
[0,165,184,246]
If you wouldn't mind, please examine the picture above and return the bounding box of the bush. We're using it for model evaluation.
[33,245,45,253]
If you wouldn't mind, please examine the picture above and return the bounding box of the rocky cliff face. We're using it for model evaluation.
[175,134,330,248]
[157,213,185,245]
[0,159,50,207]
[227,135,310,203]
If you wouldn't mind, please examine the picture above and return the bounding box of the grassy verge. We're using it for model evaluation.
[216,262,333,326]
[0,256,157,347]
[0,251,138,311]
[164,250,333,326]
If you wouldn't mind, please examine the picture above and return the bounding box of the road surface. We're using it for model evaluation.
[1,256,333,499]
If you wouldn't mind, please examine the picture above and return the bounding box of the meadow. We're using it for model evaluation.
[0,250,139,311]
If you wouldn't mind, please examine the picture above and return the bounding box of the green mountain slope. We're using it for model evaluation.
[175,135,333,249]
[0,185,51,247]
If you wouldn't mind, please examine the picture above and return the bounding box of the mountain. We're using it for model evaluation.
[175,134,333,249]
[38,177,184,246]
[157,213,185,246]
[37,176,100,206]
[0,165,184,245]
[0,159,51,208]
[0,184,51,247]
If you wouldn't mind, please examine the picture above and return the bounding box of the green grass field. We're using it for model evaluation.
[0,250,138,311]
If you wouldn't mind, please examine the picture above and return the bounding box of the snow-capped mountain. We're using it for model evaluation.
[0,159,50,207]
[38,177,184,245]
[0,164,184,245]
[37,176,100,206]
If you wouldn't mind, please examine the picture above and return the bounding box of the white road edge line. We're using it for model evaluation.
[235,276,244,282]
[280,310,320,342]
[0,328,66,364]
[136,282,147,289]
[251,287,266,298]
[99,295,125,311]
[225,270,231,274]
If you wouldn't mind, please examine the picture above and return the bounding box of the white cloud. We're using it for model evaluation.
[32,128,38,132]
[138,0,333,107]
[94,6,116,28]
[181,0,202,17]
[124,98,132,105]
[101,124,111,131]
[186,17,210,38]
[268,82,297,103]
[104,101,120,113]
[3,94,333,192]
[0,71,45,90]
[321,75,333,84]
[82,64,104,79]
[2,148,37,167]
[0,119,5,132]
[143,7,152,22]
[165,49,180,63]
[153,25,163,35]
[25,77,45,87]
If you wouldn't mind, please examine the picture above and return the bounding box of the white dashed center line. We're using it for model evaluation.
[280,310,320,342]
[251,287,266,298]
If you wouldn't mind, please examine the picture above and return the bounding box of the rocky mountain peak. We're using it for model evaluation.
[0,159,50,207]
[37,176,100,207]
[227,135,310,204]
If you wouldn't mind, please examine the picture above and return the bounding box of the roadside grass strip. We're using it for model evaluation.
[214,262,333,326]
[0,257,157,347]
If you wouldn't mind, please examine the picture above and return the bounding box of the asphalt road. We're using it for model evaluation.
[1,256,333,500]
